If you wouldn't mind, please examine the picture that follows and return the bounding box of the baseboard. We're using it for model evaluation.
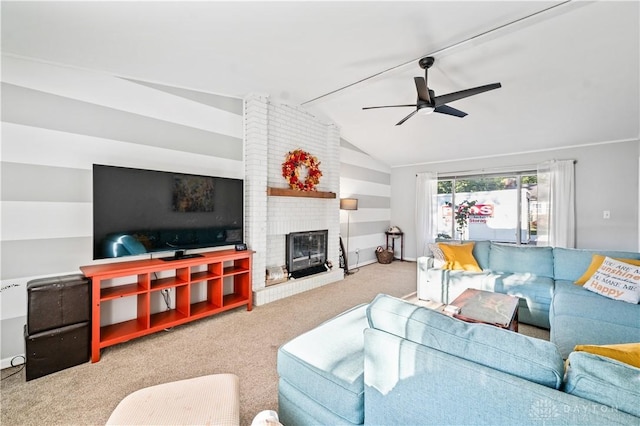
[2,354,25,370]
[351,257,416,270]
[347,259,377,270]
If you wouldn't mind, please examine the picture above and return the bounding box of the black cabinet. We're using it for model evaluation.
[24,322,90,381]
[24,275,90,380]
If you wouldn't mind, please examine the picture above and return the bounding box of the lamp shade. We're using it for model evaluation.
[340,198,358,211]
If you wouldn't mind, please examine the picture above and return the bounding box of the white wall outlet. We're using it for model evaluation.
[603,210,611,219]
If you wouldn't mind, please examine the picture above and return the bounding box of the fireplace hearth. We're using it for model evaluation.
[286,230,328,279]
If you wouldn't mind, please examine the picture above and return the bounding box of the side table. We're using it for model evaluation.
[385,231,404,261]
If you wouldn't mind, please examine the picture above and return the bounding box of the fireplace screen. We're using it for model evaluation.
[286,230,328,278]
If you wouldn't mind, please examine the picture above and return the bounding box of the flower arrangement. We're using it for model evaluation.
[281,149,322,191]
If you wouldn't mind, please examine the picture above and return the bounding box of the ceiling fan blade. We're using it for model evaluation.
[414,77,431,103]
[434,104,468,118]
[433,83,502,107]
[395,110,419,126]
[362,104,418,110]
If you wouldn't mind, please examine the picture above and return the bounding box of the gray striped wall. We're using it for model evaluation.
[339,138,392,269]
[0,55,244,367]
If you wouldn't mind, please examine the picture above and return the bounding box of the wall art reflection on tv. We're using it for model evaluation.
[173,176,216,212]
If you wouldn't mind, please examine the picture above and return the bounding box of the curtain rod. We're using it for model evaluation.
[416,159,576,178]
[417,164,537,178]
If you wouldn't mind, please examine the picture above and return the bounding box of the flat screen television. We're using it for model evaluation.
[93,164,244,260]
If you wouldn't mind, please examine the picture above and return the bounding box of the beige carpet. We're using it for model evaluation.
[1,261,549,425]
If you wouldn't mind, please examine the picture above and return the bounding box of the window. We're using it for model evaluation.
[436,173,538,245]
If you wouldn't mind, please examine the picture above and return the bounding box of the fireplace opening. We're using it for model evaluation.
[286,230,328,279]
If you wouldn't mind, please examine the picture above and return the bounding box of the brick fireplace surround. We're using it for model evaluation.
[244,94,343,305]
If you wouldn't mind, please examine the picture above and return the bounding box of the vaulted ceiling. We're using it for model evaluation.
[2,1,638,167]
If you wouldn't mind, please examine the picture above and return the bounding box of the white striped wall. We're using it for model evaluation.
[0,55,398,368]
[2,123,243,178]
[339,140,392,268]
[0,55,244,367]
[2,57,242,138]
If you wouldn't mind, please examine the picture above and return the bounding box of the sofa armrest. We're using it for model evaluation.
[564,351,640,418]
[416,256,448,303]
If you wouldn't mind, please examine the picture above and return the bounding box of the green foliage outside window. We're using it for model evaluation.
[438,176,537,194]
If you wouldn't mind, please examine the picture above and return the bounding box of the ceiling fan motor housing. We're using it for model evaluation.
[419,56,435,69]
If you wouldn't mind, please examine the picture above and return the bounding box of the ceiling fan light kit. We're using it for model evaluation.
[362,56,501,125]
[418,106,435,115]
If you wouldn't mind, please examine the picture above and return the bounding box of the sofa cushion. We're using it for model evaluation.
[102,234,148,257]
[277,304,368,424]
[489,243,554,277]
[574,342,640,368]
[438,242,481,271]
[428,243,445,261]
[564,351,640,418]
[435,240,491,270]
[366,294,564,389]
[550,280,640,358]
[484,273,554,304]
[364,329,639,426]
[553,247,640,282]
[470,240,491,270]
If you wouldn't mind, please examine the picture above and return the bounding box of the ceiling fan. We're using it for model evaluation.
[362,56,501,126]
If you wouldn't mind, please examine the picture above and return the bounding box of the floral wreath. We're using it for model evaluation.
[281,149,322,191]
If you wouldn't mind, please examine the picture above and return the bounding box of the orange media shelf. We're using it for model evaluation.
[81,249,253,362]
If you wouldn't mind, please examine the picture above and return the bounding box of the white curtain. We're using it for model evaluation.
[416,172,438,257]
[536,160,576,248]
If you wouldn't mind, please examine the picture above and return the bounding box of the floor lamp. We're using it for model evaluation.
[340,198,358,274]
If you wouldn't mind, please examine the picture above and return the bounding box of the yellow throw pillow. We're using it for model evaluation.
[574,343,640,368]
[575,254,640,285]
[437,242,481,272]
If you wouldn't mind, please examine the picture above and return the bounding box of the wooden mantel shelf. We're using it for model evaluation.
[267,187,336,199]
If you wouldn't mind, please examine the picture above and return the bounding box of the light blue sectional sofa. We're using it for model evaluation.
[277,294,640,425]
[417,241,640,357]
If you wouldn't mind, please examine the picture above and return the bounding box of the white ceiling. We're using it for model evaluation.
[2,1,639,167]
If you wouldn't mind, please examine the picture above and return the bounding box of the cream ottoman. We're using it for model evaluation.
[106,374,240,426]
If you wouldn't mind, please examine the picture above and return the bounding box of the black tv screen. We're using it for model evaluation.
[93,164,244,260]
